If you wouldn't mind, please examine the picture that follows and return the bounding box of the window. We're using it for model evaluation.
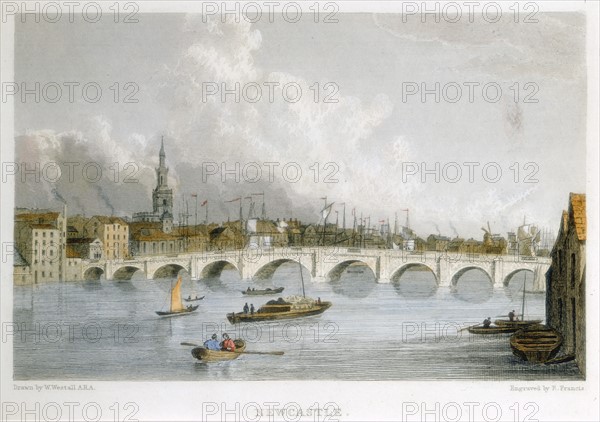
[557,249,563,276]
[50,250,53,257]
[43,232,46,238]
[42,250,45,256]
[35,232,38,236]
[49,272,52,277]
[42,271,45,277]
[570,253,576,289]
[50,232,54,238]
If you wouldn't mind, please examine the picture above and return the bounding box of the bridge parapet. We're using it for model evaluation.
[78,248,550,289]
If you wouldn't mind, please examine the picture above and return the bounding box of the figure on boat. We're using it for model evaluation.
[221,333,236,352]
[203,334,220,351]
[483,317,491,328]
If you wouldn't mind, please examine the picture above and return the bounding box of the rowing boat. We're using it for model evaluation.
[191,340,246,362]
[241,287,284,296]
[184,296,205,302]
[494,319,543,328]
[510,325,562,363]
[467,325,519,334]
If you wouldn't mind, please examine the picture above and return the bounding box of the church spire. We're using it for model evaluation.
[159,136,166,166]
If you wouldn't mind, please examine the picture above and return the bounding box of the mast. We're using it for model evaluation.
[521,272,527,320]
[299,259,306,298]
[320,197,328,246]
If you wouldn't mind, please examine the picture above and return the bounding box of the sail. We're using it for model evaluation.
[170,276,185,312]
[246,218,258,233]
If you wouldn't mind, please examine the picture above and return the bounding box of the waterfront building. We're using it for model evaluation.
[66,238,103,260]
[83,216,129,259]
[546,193,586,376]
[14,209,67,283]
[427,234,451,252]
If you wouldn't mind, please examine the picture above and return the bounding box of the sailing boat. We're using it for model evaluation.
[226,260,331,324]
[156,276,199,317]
[495,272,542,328]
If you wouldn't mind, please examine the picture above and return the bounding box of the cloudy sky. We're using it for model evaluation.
[14,10,586,239]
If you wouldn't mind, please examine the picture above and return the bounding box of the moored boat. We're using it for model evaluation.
[494,319,543,328]
[510,325,562,363]
[467,325,519,334]
[191,340,246,362]
[496,272,542,328]
[227,296,332,324]
[242,287,284,296]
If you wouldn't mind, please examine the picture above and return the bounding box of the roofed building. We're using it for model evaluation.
[83,216,129,260]
[14,209,67,283]
[546,193,586,376]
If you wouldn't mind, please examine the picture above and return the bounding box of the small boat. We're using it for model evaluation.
[467,325,519,334]
[242,287,284,296]
[191,340,246,362]
[494,319,543,328]
[510,325,562,363]
[156,276,198,317]
[346,269,364,274]
[496,272,542,328]
[229,259,330,323]
[184,295,205,302]
[227,298,331,323]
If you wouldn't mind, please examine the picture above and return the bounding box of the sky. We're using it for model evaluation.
[13,11,587,239]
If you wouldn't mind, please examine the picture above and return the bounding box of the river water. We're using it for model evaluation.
[13,264,581,380]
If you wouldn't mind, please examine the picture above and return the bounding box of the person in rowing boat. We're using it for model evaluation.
[243,303,249,314]
[203,334,220,351]
[250,304,255,315]
[221,333,236,352]
[247,287,251,292]
[508,310,516,321]
[483,317,491,328]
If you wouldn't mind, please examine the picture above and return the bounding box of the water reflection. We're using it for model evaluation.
[452,269,493,303]
[393,268,438,299]
[330,264,376,299]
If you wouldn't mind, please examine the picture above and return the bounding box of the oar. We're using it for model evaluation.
[458,324,481,332]
[180,342,284,355]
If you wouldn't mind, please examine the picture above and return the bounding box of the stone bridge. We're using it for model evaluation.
[79,247,550,291]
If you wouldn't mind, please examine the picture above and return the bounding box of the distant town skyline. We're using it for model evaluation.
[13,12,586,239]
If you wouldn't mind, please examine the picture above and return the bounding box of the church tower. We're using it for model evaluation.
[152,137,173,231]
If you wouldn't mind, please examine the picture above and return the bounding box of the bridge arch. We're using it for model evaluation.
[83,266,104,281]
[113,266,145,281]
[327,260,376,282]
[450,265,493,286]
[390,263,438,284]
[253,259,311,282]
[199,260,241,279]
[503,268,535,287]
[152,264,188,279]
